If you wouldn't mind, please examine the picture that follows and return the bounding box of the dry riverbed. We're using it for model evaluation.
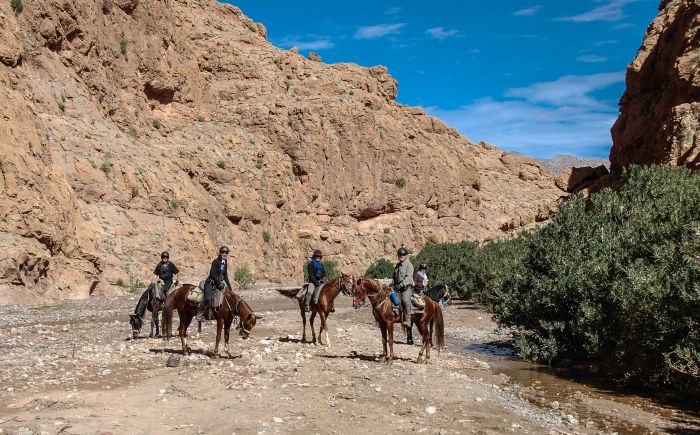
[0,286,697,435]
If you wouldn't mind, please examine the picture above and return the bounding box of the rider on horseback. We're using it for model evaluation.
[199,246,233,316]
[393,246,414,343]
[304,249,326,312]
[414,263,429,293]
[153,251,179,296]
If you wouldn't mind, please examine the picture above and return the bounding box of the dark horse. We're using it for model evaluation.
[277,274,353,346]
[352,277,444,363]
[163,284,261,356]
[129,284,165,339]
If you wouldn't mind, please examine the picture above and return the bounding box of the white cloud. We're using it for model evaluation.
[512,5,543,16]
[278,37,334,51]
[425,27,459,40]
[576,54,608,63]
[385,6,402,15]
[556,0,636,23]
[426,72,625,158]
[354,23,406,39]
[505,72,624,107]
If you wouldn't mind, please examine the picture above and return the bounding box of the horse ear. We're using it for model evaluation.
[129,314,135,319]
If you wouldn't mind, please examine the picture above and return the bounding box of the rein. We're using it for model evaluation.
[232,296,251,335]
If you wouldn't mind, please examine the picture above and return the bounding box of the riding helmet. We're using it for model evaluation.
[419,262,428,269]
[397,247,409,256]
[219,246,230,254]
[313,249,323,258]
[161,251,170,259]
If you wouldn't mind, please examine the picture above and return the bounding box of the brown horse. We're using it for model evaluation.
[163,284,261,356]
[352,277,444,363]
[277,274,353,346]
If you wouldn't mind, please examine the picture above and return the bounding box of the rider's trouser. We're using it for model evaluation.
[202,280,215,310]
[162,279,173,296]
[399,286,413,323]
[304,282,319,308]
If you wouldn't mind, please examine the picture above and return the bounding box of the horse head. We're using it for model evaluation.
[352,277,369,309]
[238,312,263,339]
[129,314,143,338]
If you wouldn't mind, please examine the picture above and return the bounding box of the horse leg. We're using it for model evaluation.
[154,307,160,337]
[310,310,317,345]
[178,313,188,356]
[224,318,232,355]
[388,320,395,361]
[300,305,307,343]
[213,318,223,358]
[318,310,329,348]
[416,319,426,363]
[379,323,388,362]
[198,320,202,334]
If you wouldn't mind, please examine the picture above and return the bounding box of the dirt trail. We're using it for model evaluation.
[0,287,697,435]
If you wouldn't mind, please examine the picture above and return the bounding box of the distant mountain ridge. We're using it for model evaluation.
[538,155,610,176]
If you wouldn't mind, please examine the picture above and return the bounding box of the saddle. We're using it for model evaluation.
[411,293,426,310]
[187,281,225,308]
[297,282,325,304]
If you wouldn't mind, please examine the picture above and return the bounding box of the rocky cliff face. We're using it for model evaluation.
[610,0,700,172]
[0,0,563,303]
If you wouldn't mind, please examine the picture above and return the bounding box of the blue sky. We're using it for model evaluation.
[228,1,659,159]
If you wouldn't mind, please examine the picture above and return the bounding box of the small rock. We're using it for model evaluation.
[166,355,181,367]
[550,400,559,409]
[272,417,283,423]
[566,414,578,425]
[475,397,483,402]
[425,406,436,414]
[10,328,18,335]
[61,325,69,332]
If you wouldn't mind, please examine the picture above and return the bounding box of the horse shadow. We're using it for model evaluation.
[319,351,413,363]
[278,336,304,344]
[149,347,242,360]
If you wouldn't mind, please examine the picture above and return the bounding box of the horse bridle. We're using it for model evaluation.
[232,298,253,336]
[353,280,388,309]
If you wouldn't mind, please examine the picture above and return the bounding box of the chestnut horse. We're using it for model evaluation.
[352,277,444,363]
[163,284,261,356]
[277,274,353,346]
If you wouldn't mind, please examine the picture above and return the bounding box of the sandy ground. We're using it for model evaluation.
[0,286,698,435]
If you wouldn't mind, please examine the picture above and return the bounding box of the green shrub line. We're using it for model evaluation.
[402,166,699,394]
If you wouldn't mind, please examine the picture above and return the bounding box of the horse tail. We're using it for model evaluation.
[433,302,445,355]
[276,287,302,300]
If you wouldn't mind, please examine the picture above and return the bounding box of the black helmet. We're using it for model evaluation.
[219,246,230,254]
[312,249,323,258]
[419,262,428,269]
[397,247,409,256]
[161,251,170,259]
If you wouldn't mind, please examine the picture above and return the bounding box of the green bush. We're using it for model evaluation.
[395,177,406,188]
[119,37,127,55]
[11,0,22,15]
[262,231,270,243]
[234,266,254,289]
[486,166,700,390]
[413,166,699,393]
[364,258,394,279]
[413,241,480,298]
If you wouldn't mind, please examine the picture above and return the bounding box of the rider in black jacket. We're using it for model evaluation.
[200,246,233,314]
[153,251,179,296]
